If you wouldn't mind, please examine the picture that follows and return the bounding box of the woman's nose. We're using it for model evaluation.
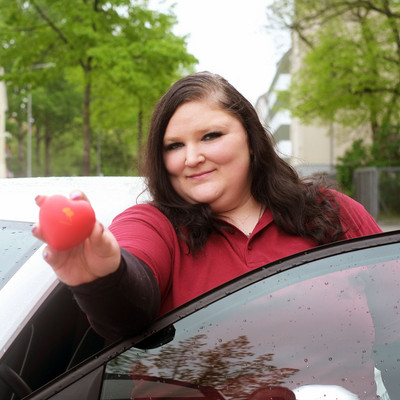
[185,145,205,167]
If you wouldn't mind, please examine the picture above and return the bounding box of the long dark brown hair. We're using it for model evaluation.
[145,71,343,252]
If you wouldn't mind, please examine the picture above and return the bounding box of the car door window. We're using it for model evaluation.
[100,242,400,400]
[0,220,41,290]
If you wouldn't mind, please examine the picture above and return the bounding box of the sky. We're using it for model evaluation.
[151,0,290,105]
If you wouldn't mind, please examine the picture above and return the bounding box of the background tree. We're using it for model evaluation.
[5,87,29,177]
[0,0,197,176]
[32,78,82,176]
[267,0,400,151]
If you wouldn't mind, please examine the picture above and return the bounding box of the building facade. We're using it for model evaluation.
[256,43,356,178]
[255,50,291,162]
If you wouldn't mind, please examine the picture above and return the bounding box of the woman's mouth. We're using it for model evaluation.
[188,170,215,180]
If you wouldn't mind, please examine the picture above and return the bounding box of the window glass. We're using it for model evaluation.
[101,243,400,400]
[0,220,41,290]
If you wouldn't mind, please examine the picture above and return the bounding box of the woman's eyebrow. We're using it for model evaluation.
[163,135,182,143]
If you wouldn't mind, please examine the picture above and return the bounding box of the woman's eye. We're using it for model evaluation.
[164,142,183,151]
[203,131,222,141]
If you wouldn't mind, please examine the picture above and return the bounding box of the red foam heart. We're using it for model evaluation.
[39,194,96,251]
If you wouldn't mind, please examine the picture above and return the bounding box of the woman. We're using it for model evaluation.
[33,71,382,340]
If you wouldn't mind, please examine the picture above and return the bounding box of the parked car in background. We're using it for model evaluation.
[1,177,400,400]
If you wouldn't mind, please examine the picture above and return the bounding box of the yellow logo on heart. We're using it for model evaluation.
[61,207,75,224]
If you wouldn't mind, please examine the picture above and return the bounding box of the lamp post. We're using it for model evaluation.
[26,62,55,177]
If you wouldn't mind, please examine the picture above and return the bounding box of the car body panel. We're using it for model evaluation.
[19,230,400,400]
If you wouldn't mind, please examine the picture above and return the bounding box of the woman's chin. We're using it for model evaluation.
[185,191,221,207]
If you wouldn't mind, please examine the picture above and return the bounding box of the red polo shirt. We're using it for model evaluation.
[109,190,382,315]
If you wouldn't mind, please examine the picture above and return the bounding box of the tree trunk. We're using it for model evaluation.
[17,138,25,177]
[17,122,25,177]
[35,124,42,172]
[82,80,91,175]
[44,122,52,176]
[137,108,143,174]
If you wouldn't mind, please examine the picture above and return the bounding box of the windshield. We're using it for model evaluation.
[0,220,42,290]
[103,241,400,400]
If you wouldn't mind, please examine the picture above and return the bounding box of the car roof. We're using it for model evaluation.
[0,176,150,225]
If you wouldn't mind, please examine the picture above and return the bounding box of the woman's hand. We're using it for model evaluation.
[32,191,121,287]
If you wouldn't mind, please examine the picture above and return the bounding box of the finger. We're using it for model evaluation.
[41,245,64,271]
[32,223,45,242]
[87,222,120,275]
[90,221,105,243]
[69,190,91,204]
[89,222,119,256]
[35,194,47,207]
[40,245,75,284]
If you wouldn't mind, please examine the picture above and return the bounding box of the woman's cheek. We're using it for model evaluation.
[164,152,185,176]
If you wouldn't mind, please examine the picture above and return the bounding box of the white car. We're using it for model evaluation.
[1,177,400,400]
[0,177,150,397]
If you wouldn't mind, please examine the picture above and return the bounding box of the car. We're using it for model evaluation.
[0,177,150,399]
[1,177,400,400]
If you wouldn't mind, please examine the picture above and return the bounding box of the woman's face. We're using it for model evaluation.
[163,100,253,213]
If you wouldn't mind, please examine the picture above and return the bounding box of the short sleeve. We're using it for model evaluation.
[108,203,178,296]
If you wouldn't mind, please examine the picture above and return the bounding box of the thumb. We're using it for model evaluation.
[88,221,120,259]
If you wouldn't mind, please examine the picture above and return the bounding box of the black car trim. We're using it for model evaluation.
[24,230,400,400]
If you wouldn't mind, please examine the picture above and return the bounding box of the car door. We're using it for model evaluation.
[21,231,400,400]
[0,220,107,400]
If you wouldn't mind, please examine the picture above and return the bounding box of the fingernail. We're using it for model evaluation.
[32,225,37,234]
[43,251,48,259]
[71,192,80,200]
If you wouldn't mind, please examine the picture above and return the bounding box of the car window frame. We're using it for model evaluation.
[23,230,400,400]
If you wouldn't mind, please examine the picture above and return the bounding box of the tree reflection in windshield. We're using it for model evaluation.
[109,333,298,399]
